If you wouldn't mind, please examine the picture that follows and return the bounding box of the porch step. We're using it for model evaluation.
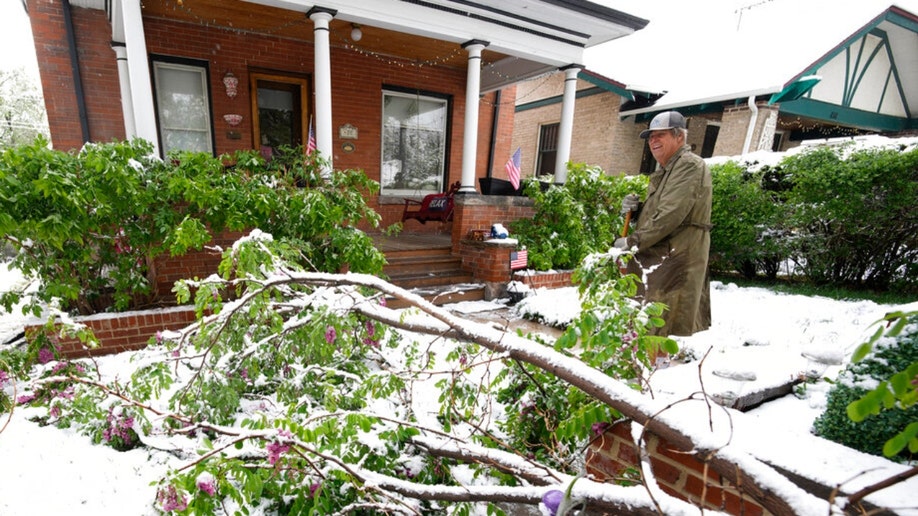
[382,246,484,307]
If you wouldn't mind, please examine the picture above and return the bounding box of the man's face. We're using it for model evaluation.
[647,130,683,167]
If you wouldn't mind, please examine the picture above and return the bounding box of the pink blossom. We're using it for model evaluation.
[196,472,217,496]
[365,320,375,337]
[267,441,290,464]
[157,485,188,512]
[324,325,336,344]
[0,370,8,386]
[37,347,54,364]
[17,394,35,405]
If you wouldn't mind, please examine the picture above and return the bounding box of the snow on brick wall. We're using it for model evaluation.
[587,419,767,515]
[25,306,198,359]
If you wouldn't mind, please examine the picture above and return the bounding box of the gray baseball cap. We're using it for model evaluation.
[639,111,686,139]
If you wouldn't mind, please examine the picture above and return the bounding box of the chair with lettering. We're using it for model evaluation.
[401,181,461,224]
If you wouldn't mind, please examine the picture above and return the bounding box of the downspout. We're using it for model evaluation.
[62,0,90,143]
[741,95,757,156]
[485,89,501,179]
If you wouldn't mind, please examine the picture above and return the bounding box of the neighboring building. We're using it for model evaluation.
[513,3,918,177]
[24,0,647,230]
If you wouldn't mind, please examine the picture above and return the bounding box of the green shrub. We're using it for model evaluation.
[509,163,646,271]
[709,162,783,278]
[0,139,384,316]
[813,312,918,460]
[781,144,918,290]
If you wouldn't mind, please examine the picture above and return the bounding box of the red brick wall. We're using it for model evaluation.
[28,0,126,148]
[512,270,574,289]
[26,307,198,359]
[587,420,766,515]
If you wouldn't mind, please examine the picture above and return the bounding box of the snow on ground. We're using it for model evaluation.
[1,258,917,514]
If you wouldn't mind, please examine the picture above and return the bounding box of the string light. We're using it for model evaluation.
[150,0,559,108]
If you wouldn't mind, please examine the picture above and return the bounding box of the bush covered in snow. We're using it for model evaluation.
[813,311,918,461]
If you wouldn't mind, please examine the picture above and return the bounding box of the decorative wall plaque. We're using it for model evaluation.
[339,123,358,139]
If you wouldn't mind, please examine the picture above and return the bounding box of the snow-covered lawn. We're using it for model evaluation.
[1,259,916,515]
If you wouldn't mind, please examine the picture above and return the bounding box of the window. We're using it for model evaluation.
[381,88,450,196]
[250,72,310,160]
[700,123,720,158]
[152,58,214,156]
[536,123,559,176]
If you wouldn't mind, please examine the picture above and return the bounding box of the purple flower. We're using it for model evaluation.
[541,489,564,516]
[324,325,337,344]
[591,421,610,436]
[0,370,9,386]
[362,337,379,348]
[157,485,188,512]
[37,347,54,364]
[196,473,217,496]
[16,394,35,405]
[309,482,320,497]
[267,441,290,465]
[365,320,375,337]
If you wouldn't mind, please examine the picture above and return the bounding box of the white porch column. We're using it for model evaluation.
[459,40,489,193]
[553,64,581,184]
[111,0,158,154]
[309,7,336,175]
[110,42,136,138]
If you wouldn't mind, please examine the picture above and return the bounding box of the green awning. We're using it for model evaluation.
[769,76,822,104]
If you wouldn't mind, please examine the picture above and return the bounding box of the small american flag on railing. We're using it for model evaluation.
[510,249,528,270]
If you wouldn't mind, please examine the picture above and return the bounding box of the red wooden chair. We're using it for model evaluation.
[401,181,461,224]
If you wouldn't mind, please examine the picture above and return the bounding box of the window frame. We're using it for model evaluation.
[536,122,560,177]
[249,71,311,155]
[380,86,452,197]
[150,55,215,157]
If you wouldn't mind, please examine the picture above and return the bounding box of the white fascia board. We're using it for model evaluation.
[620,86,785,118]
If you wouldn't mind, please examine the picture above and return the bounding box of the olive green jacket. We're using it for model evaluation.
[625,145,712,336]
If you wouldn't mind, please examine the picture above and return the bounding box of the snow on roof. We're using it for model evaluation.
[585,0,918,112]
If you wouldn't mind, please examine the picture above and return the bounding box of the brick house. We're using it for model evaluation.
[25,0,648,228]
[511,3,918,178]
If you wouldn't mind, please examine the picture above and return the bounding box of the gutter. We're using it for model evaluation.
[485,90,501,179]
[62,0,90,143]
[741,95,758,156]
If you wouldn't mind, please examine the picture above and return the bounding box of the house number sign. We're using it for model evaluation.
[339,124,358,139]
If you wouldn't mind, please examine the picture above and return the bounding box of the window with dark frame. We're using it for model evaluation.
[536,122,559,177]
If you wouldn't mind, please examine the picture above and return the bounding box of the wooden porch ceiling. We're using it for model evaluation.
[139,0,510,71]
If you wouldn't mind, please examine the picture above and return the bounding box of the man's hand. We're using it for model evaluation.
[614,237,629,249]
[620,193,640,214]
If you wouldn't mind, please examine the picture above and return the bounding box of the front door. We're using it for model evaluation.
[250,73,310,159]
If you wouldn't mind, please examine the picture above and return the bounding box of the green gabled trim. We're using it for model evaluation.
[843,29,885,107]
[780,97,914,132]
[515,86,608,112]
[577,72,634,101]
[769,76,821,104]
[887,9,918,33]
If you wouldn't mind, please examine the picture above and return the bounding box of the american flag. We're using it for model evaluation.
[510,249,528,270]
[505,147,521,190]
[306,118,317,155]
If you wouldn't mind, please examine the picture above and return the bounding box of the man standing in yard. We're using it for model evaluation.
[615,111,712,337]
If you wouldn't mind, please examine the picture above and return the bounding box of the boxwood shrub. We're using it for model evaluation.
[812,313,918,461]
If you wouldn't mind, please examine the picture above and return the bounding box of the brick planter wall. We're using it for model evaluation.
[512,269,574,289]
[25,306,198,359]
[587,420,766,515]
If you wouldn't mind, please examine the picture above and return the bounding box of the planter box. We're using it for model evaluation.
[478,177,522,196]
